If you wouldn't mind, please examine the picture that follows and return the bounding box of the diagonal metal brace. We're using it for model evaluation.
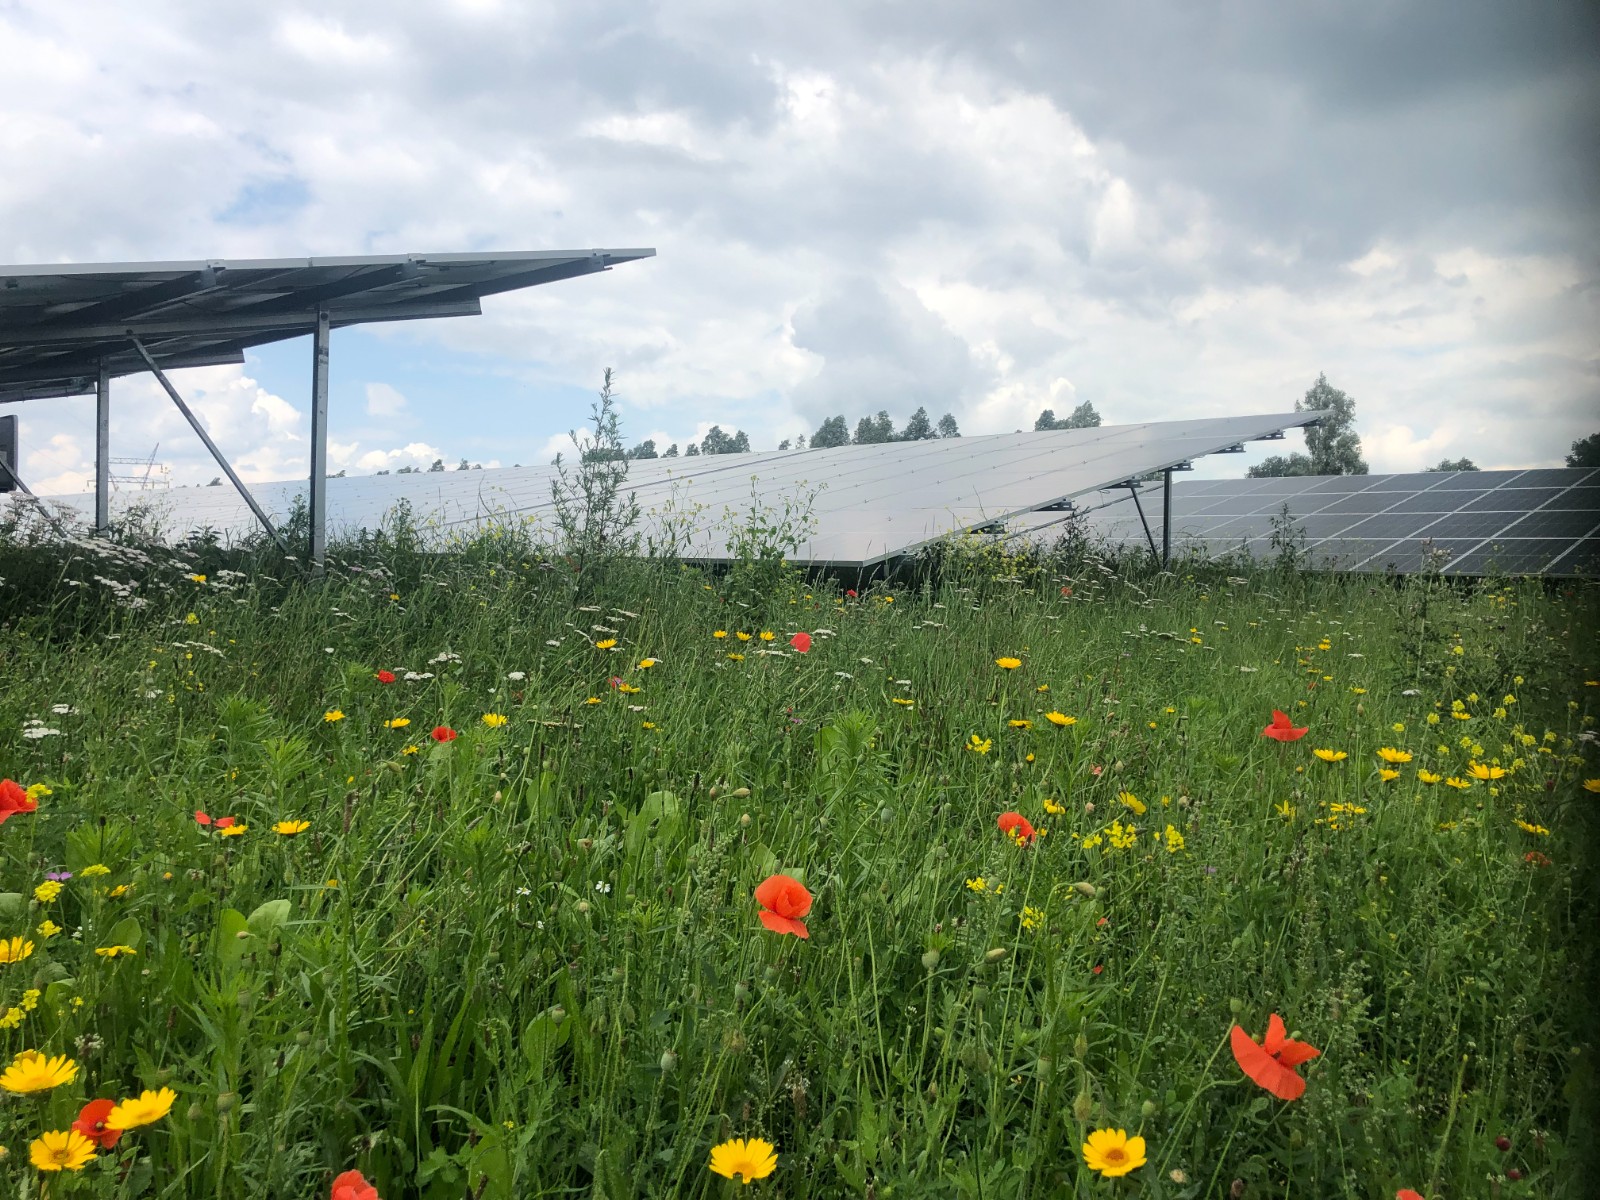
[128,335,292,556]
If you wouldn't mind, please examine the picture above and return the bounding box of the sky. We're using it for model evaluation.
[3,0,1598,494]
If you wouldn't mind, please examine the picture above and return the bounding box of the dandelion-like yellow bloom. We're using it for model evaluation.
[1378,769,1401,782]
[966,734,992,755]
[94,945,137,958]
[1418,770,1442,785]
[595,639,618,650]
[402,744,420,755]
[1444,777,1472,790]
[995,657,1022,670]
[30,1129,96,1172]
[727,653,745,662]
[1312,748,1347,763]
[323,709,345,723]
[80,864,110,878]
[1376,747,1412,764]
[1585,778,1600,793]
[637,659,658,670]
[1044,712,1076,727]
[0,937,34,965]
[1082,1128,1146,1178]
[712,630,728,639]
[1,1050,78,1094]
[1514,819,1550,836]
[709,1137,778,1183]
[758,631,776,642]
[618,682,641,694]
[218,824,247,838]
[1008,719,1032,729]
[37,920,62,939]
[383,718,411,729]
[273,820,310,836]
[1466,762,1507,780]
[482,713,508,728]
[891,697,914,707]
[735,632,752,641]
[106,1087,177,1131]
[583,697,602,705]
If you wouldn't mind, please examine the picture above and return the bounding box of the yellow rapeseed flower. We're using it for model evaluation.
[1514,819,1550,836]
[36,920,62,939]
[965,877,988,893]
[30,1129,96,1172]
[1,1050,78,1094]
[966,734,992,755]
[708,1136,778,1183]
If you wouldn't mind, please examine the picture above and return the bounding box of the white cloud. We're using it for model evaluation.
[365,382,408,416]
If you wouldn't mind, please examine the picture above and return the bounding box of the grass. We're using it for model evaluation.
[0,525,1595,1198]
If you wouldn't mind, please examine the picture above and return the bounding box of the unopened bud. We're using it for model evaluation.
[576,901,591,914]
[1169,1170,1188,1185]
[983,947,1008,963]
[1072,1090,1093,1122]
[734,981,750,1002]
[1074,1033,1089,1059]
[739,813,751,827]
[296,1031,312,1047]
[731,787,750,798]
[187,1102,206,1121]
[1141,1100,1157,1118]
[1229,997,1244,1015]
[659,1050,678,1074]
[1072,882,1097,899]
[235,929,251,940]
[549,1006,566,1025]
[216,1092,237,1113]
[1230,1180,1245,1199]
[921,949,941,970]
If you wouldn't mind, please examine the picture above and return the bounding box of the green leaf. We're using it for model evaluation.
[247,899,292,938]
[217,908,249,973]
[0,893,25,922]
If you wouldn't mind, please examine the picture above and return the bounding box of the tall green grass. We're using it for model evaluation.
[0,524,1595,1197]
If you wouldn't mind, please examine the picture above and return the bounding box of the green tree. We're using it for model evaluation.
[1035,401,1101,430]
[1248,374,1368,477]
[626,439,658,460]
[699,425,751,455]
[663,443,679,457]
[853,411,894,444]
[548,368,642,589]
[811,416,849,448]
[899,407,936,441]
[1428,457,1479,472]
[1566,431,1600,470]
[1034,408,1059,431]
[937,413,960,438]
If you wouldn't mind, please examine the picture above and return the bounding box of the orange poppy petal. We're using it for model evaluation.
[757,910,809,938]
[1231,1024,1307,1101]
[1275,1037,1321,1067]
[1396,1190,1426,1200]
[1262,1012,1288,1054]
[754,874,812,919]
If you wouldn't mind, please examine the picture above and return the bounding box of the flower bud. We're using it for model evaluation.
[739,813,751,827]
[576,901,591,914]
[659,1050,678,1074]
[983,947,1008,964]
[921,949,941,970]
[549,1005,566,1025]
[296,1031,312,1047]
[216,1091,237,1113]
[1072,882,1097,898]
[1074,1032,1089,1059]
[1141,1100,1157,1118]
[187,1102,206,1121]
[732,787,750,798]
[1229,997,1244,1015]
[734,981,751,1003]
[1072,1090,1094,1122]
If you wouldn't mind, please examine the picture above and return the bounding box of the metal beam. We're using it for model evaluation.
[428,256,608,304]
[309,311,330,575]
[7,299,482,347]
[21,267,221,329]
[95,363,110,535]
[128,335,291,555]
[239,261,419,315]
[1161,467,1172,567]
[1127,484,1160,567]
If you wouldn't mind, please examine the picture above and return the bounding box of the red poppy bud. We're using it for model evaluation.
[1495,1135,1511,1151]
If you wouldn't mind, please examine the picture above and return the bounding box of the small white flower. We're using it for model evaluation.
[50,704,77,715]
[22,726,61,739]
[515,887,532,896]
[1402,688,1421,697]
[545,639,562,647]
[323,647,335,654]
[859,657,874,664]
[594,881,611,894]
[507,671,526,682]
[834,671,854,680]
[1238,666,1258,673]
[627,704,646,712]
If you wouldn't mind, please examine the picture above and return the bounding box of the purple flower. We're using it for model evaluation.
[1204,866,1218,876]
[46,871,72,882]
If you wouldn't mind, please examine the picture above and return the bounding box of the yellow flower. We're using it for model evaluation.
[642,721,657,730]
[184,612,199,625]
[1275,800,1296,819]
[995,657,1022,670]
[25,782,51,801]
[323,709,345,723]
[966,734,992,755]
[1514,819,1550,836]
[33,880,61,903]
[1584,778,1600,793]
[1312,748,1347,762]
[80,864,110,878]
[758,631,776,642]
[1444,777,1472,790]
[965,877,988,893]
[1466,762,1507,781]
[383,718,411,729]
[618,682,641,694]
[106,1087,177,1131]
[891,697,914,707]
[1350,686,1367,694]
[1117,791,1146,815]
[1036,684,1050,692]
[735,632,752,641]
[1451,711,1472,720]
[1,1050,78,1094]
[1043,798,1066,815]
[595,639,618,650]
[1082,1128,1146,1178]
[273,820,310,836]
[401,744,420,755]
[727,653,745,662]
[218,824,247,837]
[1044,712,1076,727]
[1418,770,1442,784]
[482,713,508,728]
[1378,769,1401,782]
[708,1136,778,1183]
[30,1129,96,1172]
[1426,712,1441,725]
[1376,747,1412,764]
[712,630,727,639]
[0,937,34,965]
[95,945,137,958]
[1008,719,1032,729]
[1020,905,1045,931]
[637,659,658,670]
[1163,823,1185,853]
[36,920,62,939]
[1391,723,1406,733]
[188,573,207,584]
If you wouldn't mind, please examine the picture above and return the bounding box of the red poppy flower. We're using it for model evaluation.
[1230,1013,1320,1100]
[430,726,457,743]
[1261,709,1309,742]
[72,1098,123,1149]
[997,811,1035,845]
[0,779,38,825]
[846,589,857,598]
[194,811,236,829]
[1396,1191,1425,1200]
[375,669,396,684]
[754,873,812,939]
[789,632,812,653]
[1524,851,1552,867]
[331,1170,381,1200]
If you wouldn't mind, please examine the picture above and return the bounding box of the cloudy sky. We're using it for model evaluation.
[4,0,1597,493]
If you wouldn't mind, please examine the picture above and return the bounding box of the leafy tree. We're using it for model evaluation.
[699,426,751,454]
[548,367,641,590]
[937,413,960,438]
[853,411,894,445]
[811,416,849,448]
[1566,431,1600,470]
[685,443,700,456]
[795,433,808,449]
[1248,374,1368,477]
[899,407,936,441]
[1035,401,1101,430]
[396,465,418,474]
[428,459,445,473]
[457,457,471,471]
[663,443,679,458]
[1034,409,1060,431]
[626,439,658,460]
[207,477,222,486]
[1428,457,1480,472]
[778,439,791,451]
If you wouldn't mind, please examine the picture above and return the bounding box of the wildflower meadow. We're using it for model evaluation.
[0,520,1596,1198]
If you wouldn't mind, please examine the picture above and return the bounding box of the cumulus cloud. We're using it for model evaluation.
[365,382,408,417]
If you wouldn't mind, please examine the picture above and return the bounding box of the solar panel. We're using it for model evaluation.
[1068,468,1598,577]
[17,412,1320,568]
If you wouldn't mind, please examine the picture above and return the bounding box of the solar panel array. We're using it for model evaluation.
[22,412,1316,567]
[1014,468,1599,576]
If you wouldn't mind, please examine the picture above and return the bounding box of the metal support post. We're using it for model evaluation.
[95,364,111,535]
[1128,484,1160,567]
[128,335,291,555]
[309,310,330,575]
[1161,467,1173,567]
